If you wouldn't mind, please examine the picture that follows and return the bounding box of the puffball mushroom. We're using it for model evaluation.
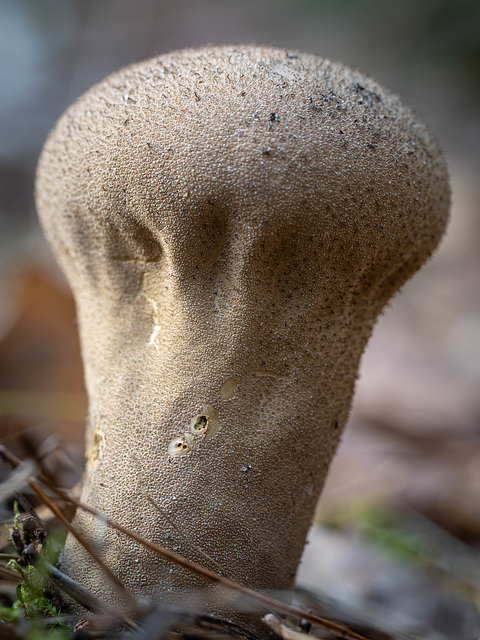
[36,45,449,619]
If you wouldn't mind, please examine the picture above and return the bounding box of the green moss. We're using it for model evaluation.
[0,502,70,633]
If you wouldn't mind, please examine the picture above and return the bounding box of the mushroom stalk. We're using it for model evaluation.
[36,45,449,625]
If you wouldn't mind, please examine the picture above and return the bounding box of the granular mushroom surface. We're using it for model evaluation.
[36,45,450,623]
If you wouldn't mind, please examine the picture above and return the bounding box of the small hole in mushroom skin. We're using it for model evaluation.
[192,415,208,433]
[168,436,192,457]
[189,404,220,440]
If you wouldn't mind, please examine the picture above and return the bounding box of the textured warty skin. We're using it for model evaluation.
[36,45,449,624]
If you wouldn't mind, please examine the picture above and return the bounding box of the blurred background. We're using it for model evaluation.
[0,1,479,638]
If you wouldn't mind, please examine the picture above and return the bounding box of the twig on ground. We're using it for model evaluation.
[263,614,312,640]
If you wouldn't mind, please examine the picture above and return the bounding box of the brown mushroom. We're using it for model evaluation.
[35,45,450,625]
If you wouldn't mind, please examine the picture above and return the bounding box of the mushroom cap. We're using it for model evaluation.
[37,44,449,312]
